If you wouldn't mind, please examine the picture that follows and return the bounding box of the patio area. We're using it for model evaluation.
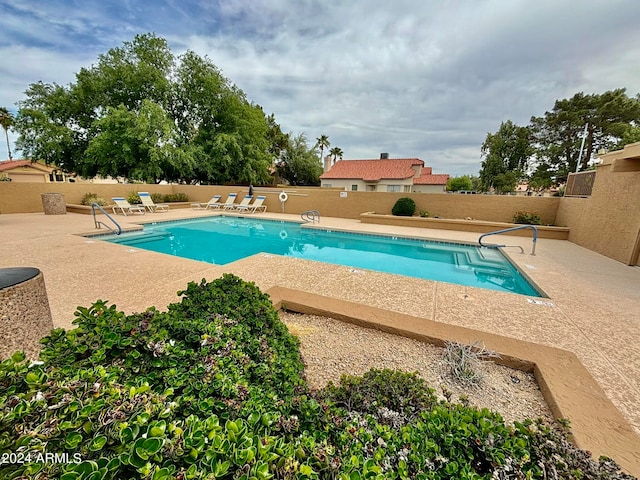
[1,209,639,472]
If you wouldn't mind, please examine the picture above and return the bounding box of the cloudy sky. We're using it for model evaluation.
[1,0,639,176]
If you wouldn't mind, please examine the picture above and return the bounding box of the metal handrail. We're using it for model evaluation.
[91,202,122,235]
[301,210,320,223]
[478,225,538,255]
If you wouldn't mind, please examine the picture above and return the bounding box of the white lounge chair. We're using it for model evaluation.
[225,195,252,211]
[237,195,267,214]
[216,193,237,210]
[138,192,169,213]
[111,197,146,216]
[191,195,221,210]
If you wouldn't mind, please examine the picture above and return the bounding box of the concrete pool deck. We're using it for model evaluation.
[1,210,639,474]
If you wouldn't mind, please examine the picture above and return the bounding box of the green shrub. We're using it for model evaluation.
[419,209,430,218]
[164,192,189,202]
[80,192,108,206]
[391,197,416,216]
[126,191,141,204]
[0,275,632,479]
[150,193,165,203]
[513,211,541,225]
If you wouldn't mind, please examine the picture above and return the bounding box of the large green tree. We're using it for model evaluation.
[530,89,640,180]
[446,175,473,192]
[479,120,531,191]
[0,107,14,160]
[276,133,323,186]
[14,33,275,184]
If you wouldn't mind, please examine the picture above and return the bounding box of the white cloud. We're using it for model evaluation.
[1,0,639,174]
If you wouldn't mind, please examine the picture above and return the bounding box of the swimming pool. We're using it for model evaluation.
[104,217,542,297]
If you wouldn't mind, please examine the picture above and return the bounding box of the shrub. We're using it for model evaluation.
[0,275,632,479]
[80,192,108,206]
[164,192,189,202]
[419,209,430,218]
[150,193,165,204]
[513,211,541,225]
[443,340,500,386]
[391,196,416,216]
[126,191,141,204]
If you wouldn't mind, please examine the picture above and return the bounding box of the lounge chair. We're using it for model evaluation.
[216,193,237,210]
[191,195,222,210]
[237,195,267,214]
[224,195,252,211]
[138,192,169,213]
[111,197,146,216]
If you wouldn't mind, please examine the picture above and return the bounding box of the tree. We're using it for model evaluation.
[492,171,520,195]
[14,33,275,184]
[315,134,330,164]
[276,133,323,185]
[329,146,343,163]
[446,175,473,192]
[528,164,554,193]
[530,89,640,181]
[0,107,14,160]
[479,120,531,190]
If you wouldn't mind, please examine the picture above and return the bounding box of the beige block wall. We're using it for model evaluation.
[556,164,640,265]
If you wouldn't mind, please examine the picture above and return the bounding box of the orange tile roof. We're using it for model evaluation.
[320,158,424,182]
[414,173,450,185]
[0,159,56,173]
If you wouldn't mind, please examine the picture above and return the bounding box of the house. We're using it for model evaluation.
[0,159,73,183]
[319,155,449,193]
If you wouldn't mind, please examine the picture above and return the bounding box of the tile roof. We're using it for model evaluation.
[414,172,450,185]
[320,158,424,182]
[0,160,53,173]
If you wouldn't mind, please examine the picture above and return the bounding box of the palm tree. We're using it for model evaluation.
[315,134,330,165]
[329,146,343,164]
[0,107,14,161]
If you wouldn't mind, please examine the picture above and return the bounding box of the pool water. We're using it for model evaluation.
[104,217,542,297]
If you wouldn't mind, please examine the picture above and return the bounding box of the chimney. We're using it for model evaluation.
[380,152,389,159]
[323,155,332,172]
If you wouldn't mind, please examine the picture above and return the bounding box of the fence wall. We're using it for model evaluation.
[1,172,639,265]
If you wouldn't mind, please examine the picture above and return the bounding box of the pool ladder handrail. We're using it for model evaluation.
[301,210,320,223]
[91,202,122,235]
[478,225,537,255]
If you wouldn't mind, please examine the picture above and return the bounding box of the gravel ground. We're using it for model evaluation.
[280,312,555,426]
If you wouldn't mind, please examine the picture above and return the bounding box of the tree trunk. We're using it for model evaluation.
[3,129,12,160]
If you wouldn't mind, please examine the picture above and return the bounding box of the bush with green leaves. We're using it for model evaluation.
[164,192,189,202]
[0,274,633,479]
[126,191,141,204]
[391,197,416,216]
[80,193,108,206]
[513,211,541,225]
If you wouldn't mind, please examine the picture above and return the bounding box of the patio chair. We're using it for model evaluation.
[111,197,146,216]
[224,195,252,211]
[138,192,169,213]
[237,195,267,214]
[191,195,222,210]
[215,193,238,210]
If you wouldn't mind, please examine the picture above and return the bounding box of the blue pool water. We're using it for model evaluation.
[104,217,542,296]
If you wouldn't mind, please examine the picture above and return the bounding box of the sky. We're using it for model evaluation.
[1,0,639,177]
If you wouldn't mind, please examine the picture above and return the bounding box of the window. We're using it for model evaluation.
[351,184,358,191]
[387,185,401,192]
[366,185,376,192]
[404,185,412,192]
[322,184,332,188]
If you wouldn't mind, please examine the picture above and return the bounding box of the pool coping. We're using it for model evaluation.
[267,286,640,477]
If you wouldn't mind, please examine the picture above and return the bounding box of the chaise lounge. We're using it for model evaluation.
[138,192,169,213]
[111,197,146,216]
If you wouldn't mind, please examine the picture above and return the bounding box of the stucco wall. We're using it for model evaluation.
[0,183,560,223]
[556,163,640,265]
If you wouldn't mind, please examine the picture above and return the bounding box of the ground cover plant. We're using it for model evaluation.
[0,274,633,479]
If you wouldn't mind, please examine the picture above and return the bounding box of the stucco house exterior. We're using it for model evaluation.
[0,159,73,183]
[319,156,449,193]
